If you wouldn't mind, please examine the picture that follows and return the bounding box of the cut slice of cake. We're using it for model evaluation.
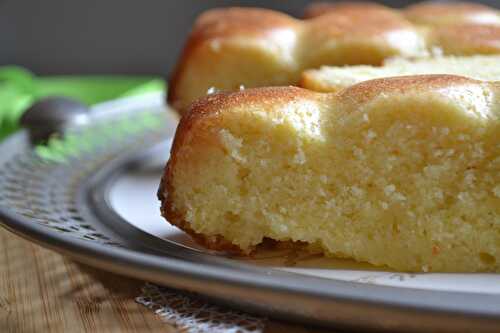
[159,76,500,273]
[301,55,500,93]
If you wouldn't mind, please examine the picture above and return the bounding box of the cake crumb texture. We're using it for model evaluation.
[301,55,500,93]
[160,76,500,273]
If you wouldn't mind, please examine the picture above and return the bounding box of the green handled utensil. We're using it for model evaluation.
[0,66,165,140]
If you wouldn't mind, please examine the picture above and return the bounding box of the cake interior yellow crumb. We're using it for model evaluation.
[169,83,500,272]
[302,55,500,92]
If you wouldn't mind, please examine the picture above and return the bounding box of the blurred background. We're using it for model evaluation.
[2,0,499,76]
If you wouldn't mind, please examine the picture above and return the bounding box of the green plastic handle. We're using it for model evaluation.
[0,66,165,139]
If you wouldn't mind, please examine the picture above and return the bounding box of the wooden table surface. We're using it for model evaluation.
[0,227,331,333]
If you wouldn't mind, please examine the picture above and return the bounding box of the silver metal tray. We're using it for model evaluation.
[1,93,499,332]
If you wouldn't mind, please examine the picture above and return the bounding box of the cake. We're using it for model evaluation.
[407,1,500,56]
[159,75,500,272]
[305,1,500,25]
[403,2,500,26]
[306,2,500,56]
[301,55,500,93]
[168,2,500,114]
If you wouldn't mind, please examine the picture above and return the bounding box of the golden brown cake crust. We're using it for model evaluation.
[168,2,500,114]
[305,5,411,38]
[432,24,500,55]
[192,7,297,38]
[303,1,398,19]
[167,4,422,113]
[404,1,498,25]
[160,76,497,255]
[167,8,299,111]
[305,1,498,24]
[336,74,479,103]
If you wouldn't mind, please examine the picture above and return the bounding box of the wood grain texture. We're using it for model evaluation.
[0,228,331,333]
